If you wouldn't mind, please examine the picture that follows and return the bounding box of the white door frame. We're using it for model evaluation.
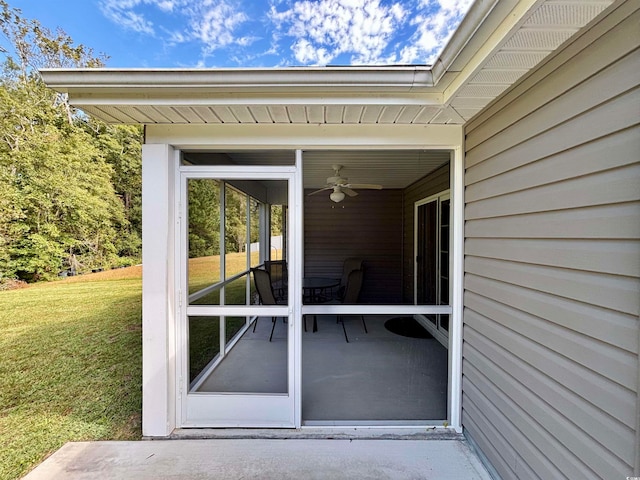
[176,164,299,428]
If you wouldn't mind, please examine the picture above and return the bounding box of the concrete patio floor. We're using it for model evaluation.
[24,438,493,479]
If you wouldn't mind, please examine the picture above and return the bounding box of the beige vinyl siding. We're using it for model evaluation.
[462,2,640,479]
[401,163,450,303]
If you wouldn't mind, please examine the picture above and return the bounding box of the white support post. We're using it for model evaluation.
[449,142,465,433]
[245,193,251,269]
[293,149,304,428]
[219,182,226,288]
[141,144,177,437]
[260,203,269,262]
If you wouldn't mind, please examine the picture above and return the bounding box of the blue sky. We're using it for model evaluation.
[10,0,474,68]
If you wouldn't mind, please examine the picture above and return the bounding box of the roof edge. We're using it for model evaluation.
[40,66,434,93]
[432,0,503,82]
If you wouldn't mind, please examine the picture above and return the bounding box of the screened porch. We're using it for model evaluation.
[182,149,455,425]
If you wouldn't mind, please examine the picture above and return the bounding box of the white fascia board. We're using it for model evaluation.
[40,66,434,94]
[40,67,443,111]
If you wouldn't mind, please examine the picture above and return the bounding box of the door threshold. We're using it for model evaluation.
[165,426,461,441]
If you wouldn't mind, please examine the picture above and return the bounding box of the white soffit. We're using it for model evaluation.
[41,0,615,126]
[449,0,614,120]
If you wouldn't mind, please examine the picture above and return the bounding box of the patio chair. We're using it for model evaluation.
[334,257,363,300]
[331,268,366,343]
[252,268,286,341]
[264,260,288,301]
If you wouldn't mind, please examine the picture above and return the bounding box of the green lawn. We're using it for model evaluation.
[0,267,143,480]
[187,252,259,381]
[0,253,262,480]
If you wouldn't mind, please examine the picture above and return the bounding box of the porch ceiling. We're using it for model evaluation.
[301,150,451,189]
[41,0,613,126]
[184,150,451,189]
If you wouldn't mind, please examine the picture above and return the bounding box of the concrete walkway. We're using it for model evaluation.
[24,438,493,479]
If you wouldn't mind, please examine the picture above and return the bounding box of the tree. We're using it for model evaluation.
[89,122,143,258]
[0,2,142,281]
[0,77,125,280]
[188,179,220,258]
[224,186,247,253]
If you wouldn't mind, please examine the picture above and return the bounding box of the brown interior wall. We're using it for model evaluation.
[304,189,403,303]
[401,163,451,303]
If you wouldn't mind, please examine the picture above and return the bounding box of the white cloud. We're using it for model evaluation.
[156,0,177,12]
[99,0,156,35]
[181,2,247,45]
[292,38,333,65]
[98,0,474,67]
[269,0,407,66]
[99,0,252,52]
[400,0,475,64]
[269,0,473,66]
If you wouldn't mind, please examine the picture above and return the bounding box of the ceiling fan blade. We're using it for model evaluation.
[345,183,383,190]
[312,166,384,201]
[307,186,332,196]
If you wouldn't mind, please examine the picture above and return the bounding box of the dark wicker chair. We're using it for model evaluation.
[264,260,288,301]
[334,257,363,300]
[252,268,285,341]
[331,268,366,342]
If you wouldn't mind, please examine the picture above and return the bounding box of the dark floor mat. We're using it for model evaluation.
[384,317,433,339]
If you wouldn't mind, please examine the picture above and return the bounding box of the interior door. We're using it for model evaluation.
[416,200,438,304]
[415,192,451,342]
[179,168,297,427]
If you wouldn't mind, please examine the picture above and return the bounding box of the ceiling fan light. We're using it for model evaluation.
[330,190,345,203]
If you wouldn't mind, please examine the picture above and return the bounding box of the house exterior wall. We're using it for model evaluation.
[401,163,451,304]
[461,2,640,479]
[304,189,404,304]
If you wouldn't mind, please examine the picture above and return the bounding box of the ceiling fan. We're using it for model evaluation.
[307,164,383,203]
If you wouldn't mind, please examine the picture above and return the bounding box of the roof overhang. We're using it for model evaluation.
[41,0,615,126]
[38,66,436,94]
